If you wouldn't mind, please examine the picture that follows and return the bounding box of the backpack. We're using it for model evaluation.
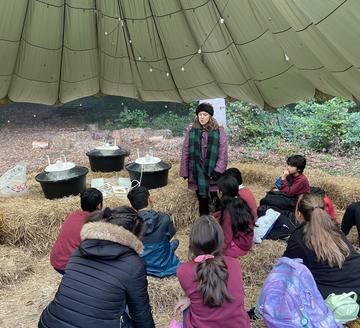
[256,257,342,328]
[260,191,297,212]
[265,212,298,241]
[325,292,359,324]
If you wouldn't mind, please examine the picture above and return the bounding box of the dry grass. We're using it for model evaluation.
[0,245,34,288]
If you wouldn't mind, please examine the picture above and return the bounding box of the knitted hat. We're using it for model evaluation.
[196,103,214,116]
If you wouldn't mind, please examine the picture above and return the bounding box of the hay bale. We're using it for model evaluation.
[148,276,182,314]
[240,240,287,309]
[0,246,34,288]
[0,169,197,254]
[230,162,360,209]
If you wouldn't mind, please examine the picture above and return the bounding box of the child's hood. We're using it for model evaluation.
[138,210,162,236]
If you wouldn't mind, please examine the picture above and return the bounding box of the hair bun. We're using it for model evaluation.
[102,207,112,220]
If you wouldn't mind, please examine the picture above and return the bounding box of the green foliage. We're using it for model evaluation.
[294,99,347,151]
[226,98,359,154]
[226,102,282,150]
[114,109,149,128]
[104,103,195,136]
[151,111,195,136]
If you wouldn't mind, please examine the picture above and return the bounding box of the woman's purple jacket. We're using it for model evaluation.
[180,125,228,192]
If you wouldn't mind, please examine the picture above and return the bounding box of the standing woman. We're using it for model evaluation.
[180,103,228,215]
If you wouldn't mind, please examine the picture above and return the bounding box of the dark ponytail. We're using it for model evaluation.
[218,175,254,236]
[190,216,233,307]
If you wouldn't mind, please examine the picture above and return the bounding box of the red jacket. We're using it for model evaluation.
[281,173,310,197]
[177,256,250,328]
[214,210,254,258]
[50,210,89,271]
[238,186,258,220]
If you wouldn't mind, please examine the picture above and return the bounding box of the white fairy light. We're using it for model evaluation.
[149,67,153,72]
[284,53,290,62]
[219,18,225,24]
[164,105,168,108]
[33,114,36,118]
[198,48,202,54]
[138,56,142,61]
[104,31,108,35]
[166,72,170,77]
[129,39,132,43]
[181,66,185,72]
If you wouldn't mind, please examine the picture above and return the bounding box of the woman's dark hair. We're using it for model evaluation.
[86,206,144,238]
[287,154,306,173]
[190,215,232,307]
[217,175,254,236]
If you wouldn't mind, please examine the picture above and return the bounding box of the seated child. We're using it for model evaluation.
[127,186,180,277]
[341,202,360,246]
[50,188,103,274]
[214,175,254,257]
[223,167,258,220]
[175,215,250,328]
[284,193,360,301]
[275,154,310,197]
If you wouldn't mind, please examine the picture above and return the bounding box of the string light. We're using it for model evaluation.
[93,2,229,75]
[284,53,290,62]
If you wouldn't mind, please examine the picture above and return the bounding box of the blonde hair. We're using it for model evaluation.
[298,193,350,268]
[192,115,219,131]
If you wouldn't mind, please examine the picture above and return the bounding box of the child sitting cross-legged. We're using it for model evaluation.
[127,186,180,277]
[175,215,250,328]
[275,154,310,197]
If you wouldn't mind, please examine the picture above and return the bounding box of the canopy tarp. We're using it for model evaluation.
[0,0,360,107]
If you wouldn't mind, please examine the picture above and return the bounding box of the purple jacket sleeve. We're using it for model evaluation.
[214,127,228,173]
[180,125,191,178]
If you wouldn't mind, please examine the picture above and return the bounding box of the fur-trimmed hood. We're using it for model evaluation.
[80,221,143,255]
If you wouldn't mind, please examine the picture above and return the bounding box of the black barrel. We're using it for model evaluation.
[86,148,130,172]
[35,166,89,199]
[125,161,171,190]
